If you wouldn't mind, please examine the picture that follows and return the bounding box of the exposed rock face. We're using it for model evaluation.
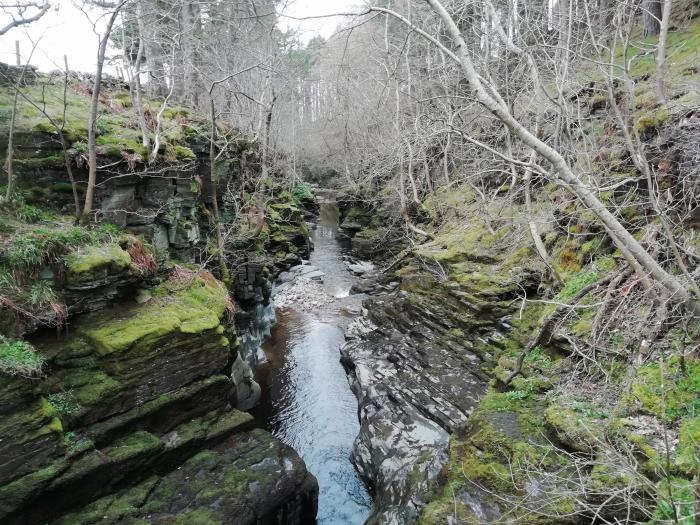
[1,87,320,525]
[51,429,319,525]
[342,296,486,523]
[0,375,63,488]
[0,273,318,524]
[341,222,542,523]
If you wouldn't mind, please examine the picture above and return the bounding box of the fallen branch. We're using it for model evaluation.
[503,273,616,386]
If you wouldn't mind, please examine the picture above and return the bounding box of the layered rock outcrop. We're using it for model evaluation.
[0,272,318,524]
[337,198,546,523]
[1,85,318,522]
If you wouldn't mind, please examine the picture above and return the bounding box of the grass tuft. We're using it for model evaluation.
[0,335,44,377]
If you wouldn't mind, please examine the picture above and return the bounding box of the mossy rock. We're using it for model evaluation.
[627,356,700,423]
[544,403,606,453]
[634,109,669,135]
[172,145,196,160]
[421,400,581,524]
[50,429,317,525]
[64,243,132,287]
[78,274,229,355]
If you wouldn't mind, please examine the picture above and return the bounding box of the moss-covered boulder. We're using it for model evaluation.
[420,389,583,525]
[544,402,606,453]
[64,243,132,289]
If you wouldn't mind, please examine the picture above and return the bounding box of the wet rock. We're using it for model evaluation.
[231,354,262,410]
[51,429,318,525]
[342,282,518,522]
[0,271,318,524]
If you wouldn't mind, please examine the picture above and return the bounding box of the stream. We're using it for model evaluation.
[251,195,373,524]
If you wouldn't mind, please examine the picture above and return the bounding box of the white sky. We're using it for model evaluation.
[0,0,360,74]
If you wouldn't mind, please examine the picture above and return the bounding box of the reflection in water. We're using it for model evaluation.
[252,196,372,524]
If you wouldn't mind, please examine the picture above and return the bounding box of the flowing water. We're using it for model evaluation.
[251,195,373,524]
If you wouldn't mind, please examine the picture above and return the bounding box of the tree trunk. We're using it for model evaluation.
[598,0,613,41]
[138,0,166,97]
[643,0,662,36]
[134,2,150,149]
[4,89,19,200]
[181,2,200,106]
[82,3,125,223]
[260,92,277,188]
[656,0,673,104]
[209,96,231,286]
[62,56,80,218]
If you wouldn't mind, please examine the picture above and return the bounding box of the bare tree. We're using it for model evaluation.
[3,40,37,201]
[0,1,49,36]
[655,0,673,104]
[81,0,129,223]
[357,0,699,313]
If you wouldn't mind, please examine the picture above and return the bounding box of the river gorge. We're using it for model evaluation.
[252,195,372,524]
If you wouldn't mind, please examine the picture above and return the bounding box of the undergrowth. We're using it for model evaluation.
[0,335,44,377]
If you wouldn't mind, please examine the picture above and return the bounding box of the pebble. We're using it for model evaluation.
[274,277,335,311]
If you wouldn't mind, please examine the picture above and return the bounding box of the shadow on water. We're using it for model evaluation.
[251,194,373,524]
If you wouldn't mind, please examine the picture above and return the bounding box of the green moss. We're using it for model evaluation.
[106,431,162,462]
[634,109,669,134]
[415,223,498,265]
[421,386,578,524]
[292,183,314,202]
[552,239,585,279]
[81,274,229,355]
[52,477,159,525]
[172,145,196,160]
[64,243,132,284]
[112,91,132,104]
[674,416,700,475]
[174,510,222,525]
[629,356,700,423]
[558,268,599,299]
[0,461,67,510]
[56,368,122,409]
[51,182,84,194]
[544,403,605,452]
[47,391,82,418]
[587,462,636,494]
[14,154,65,168]
[162,106,191,119]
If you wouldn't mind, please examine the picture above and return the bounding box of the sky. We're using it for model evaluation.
[0,0,359,74]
